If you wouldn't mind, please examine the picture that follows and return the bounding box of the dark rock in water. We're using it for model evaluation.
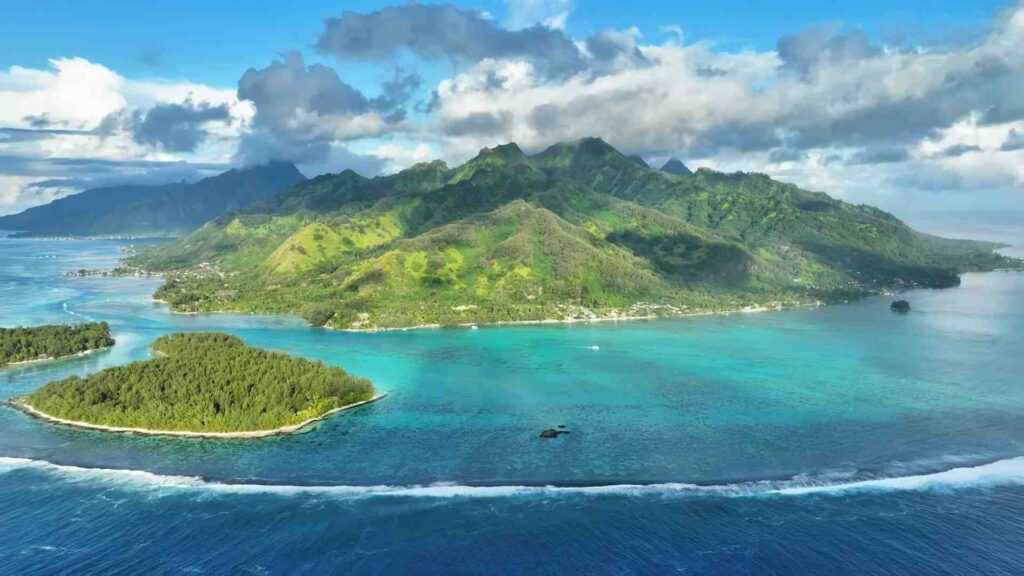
[540,428,570,438]
[891,300,911,313]
[557,424,567,429]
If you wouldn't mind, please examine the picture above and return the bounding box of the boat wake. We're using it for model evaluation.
[2,456,1024,500]
[62,301,95,322]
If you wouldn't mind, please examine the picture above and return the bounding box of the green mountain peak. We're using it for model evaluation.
[130,138,1019,330]
[660,158,692,176]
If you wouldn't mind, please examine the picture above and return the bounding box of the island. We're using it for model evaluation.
[0,322,115,367]
[14,332,381,438]
[128,138,1022,331]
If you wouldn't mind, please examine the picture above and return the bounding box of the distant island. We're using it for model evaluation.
[128,138,1021,330]
[0,161,304,238]
[15,332,379,438]
[0,322,115,367]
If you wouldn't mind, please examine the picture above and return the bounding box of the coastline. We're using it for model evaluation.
[334,313,661,333]
[8,392,387,439]
[154,296,828,333]
[328,301,827,333]
[1,346,111,369]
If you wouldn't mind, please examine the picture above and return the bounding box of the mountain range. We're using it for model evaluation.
[130,138,1017,329]
[0,161,305,237]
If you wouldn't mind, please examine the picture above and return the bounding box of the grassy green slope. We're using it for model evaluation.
[131,138,1019,329]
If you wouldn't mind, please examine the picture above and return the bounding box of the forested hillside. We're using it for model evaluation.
[0,322,114,366]
[131,138,1019,329]
[0,161,305,237]
[24,332,375,433]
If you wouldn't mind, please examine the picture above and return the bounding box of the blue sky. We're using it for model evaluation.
[2,0,1007,88]
[0,0,1022,217]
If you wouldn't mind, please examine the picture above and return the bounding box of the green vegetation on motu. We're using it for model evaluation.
[25,333,374,433]
[130,138,1021,330]
[0,322,114,366]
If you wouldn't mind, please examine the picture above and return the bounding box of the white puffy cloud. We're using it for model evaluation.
[430,43,781,155]
[4,1,1024,217]
[417,1,1024,207]
[0,58,250,214]
[431,7,1024,157]
[0,58,126,129]
[0,175,60,214]
[369,141,438,173]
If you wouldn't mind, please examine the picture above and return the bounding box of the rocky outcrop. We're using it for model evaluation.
[890,300,911,313]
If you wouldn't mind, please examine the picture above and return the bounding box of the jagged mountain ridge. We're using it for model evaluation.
[0,161,305,237]
[131,138,1016,329]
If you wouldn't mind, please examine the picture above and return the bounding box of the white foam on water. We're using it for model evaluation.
[61,301,95,322]
[2,456,1023,500]
[770,456,1024,496]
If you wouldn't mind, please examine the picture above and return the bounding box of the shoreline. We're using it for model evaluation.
[8,392,387,439]
[328,302,828,333]
[149,269,1020,334]
[155,298,828,333]
[2,346,111,369]
[334,313,661,333]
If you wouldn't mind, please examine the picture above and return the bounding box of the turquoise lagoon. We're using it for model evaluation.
[1,235,1023,574]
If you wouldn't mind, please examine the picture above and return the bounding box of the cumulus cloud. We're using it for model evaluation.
[128,99,231,152]
[315,4,586,79]
[430,44,779,154]
[0,57,126,130]
[444,111,513,136]
[5,2,1024,214]
[238,52,375,128]
[370,68,422,122]
[1001,128,1024,151]
[0,57,248,214]
[584,29,650,74]
[777,24,879,77]
[369,141,438,174]
[234,52,411,164]
[426,0,1024,168]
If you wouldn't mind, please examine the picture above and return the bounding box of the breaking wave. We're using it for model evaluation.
[3,455,1023,500]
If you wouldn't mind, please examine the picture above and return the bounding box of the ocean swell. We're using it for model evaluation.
[3,456,1024,500]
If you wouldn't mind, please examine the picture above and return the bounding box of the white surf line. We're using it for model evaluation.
[1,456,1022,499]
[770,456,1024,496]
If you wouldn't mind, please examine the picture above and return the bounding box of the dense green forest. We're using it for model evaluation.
[0,161,304,237]
[131,138,1021,330]
[0,323,114,366]
[25,332,375,433]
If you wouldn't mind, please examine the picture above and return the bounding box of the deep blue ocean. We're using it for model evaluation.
[1,232,1023,575]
